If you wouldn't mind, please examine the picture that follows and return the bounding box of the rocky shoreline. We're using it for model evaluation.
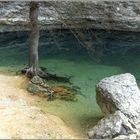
[0,74,79,139]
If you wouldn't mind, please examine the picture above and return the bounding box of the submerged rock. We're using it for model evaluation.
[51,85,78,101]
[27,76,53,98]
[27,76,78,101]
[27,81,48,95]
[88,73,140,139]
[30,76,49,88]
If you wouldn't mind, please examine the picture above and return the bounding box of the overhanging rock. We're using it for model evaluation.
[0,1,140,32]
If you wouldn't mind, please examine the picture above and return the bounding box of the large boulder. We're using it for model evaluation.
[88,73,140,139]
[96,73,140,123]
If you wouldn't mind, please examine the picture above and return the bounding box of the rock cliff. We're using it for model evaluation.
[0,1,140,32]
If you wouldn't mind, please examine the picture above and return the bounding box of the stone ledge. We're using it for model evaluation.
[0,1,140,32]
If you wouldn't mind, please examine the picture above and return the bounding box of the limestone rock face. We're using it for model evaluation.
[88,111,136,139]
[96,73,140,122]
[88,73,140,139]
[0,1,140,32]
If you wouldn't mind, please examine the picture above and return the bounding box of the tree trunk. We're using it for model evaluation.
[28,1,39,75]
[21,1,44,78]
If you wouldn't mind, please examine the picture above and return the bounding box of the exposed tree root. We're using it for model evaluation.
[20,66,72,84]
[19,66,81,101]
[21,66,48,79]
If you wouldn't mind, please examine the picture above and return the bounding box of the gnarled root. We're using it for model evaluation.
[21,66,48,79]
[20,66,72,84]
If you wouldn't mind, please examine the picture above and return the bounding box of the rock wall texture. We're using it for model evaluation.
[0,0,140,32]
[88,73,140,139]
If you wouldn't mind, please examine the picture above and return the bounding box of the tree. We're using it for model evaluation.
[21,1,72,85]
[21,1,47,78]
[20,1,80,100]
[28,1,39,75]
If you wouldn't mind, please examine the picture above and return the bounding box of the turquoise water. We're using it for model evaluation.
[0,30,140,136]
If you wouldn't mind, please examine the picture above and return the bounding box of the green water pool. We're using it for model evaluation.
[0,30,140,136]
